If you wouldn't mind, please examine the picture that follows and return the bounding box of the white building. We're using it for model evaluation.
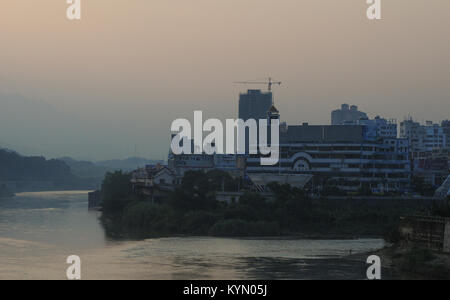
[131,164,177,193]
[344,116,397,140]
[424,121,447,152]
[400,119,447,156]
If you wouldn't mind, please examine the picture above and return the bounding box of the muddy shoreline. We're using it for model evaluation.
[346,245,450,280]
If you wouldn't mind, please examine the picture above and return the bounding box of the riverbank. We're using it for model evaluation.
[101,213,386,241]
[101,198,416,240]
[100,170,433,241]
[348,245,450,279]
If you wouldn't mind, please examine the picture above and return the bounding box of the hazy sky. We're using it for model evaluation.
[1,0,449,160]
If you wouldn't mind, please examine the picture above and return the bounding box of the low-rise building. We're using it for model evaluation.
[399,215,450,253]
[424,121,447,152]
[343,116,398,140]
[168,151,245,178]
[400,118,448,157]
[400,118,449,187]
[442,120,450,151]
[131,164,177,199]
[400,118,426,158]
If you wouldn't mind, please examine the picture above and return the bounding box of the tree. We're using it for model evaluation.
[358,184,373,196]
[411,176,435,196]
[0,184,13,198]
[101,171,133,213]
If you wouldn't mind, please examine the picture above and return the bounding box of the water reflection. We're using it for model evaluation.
[0,191,390,280]
[123,237,389,279]
[0,191,106,250]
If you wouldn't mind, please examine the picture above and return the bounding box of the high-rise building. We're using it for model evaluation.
[442,120,450,150]
[331,104,368,125]
[266,105,280,146]
[238,89,274,154]
[239,89,273,121]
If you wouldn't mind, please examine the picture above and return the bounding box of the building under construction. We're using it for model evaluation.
[399,215,450,253]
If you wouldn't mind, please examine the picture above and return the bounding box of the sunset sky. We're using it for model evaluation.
[1,0,449,160]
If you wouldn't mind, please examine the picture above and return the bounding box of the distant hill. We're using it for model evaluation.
[59,157,110,179]
[59,157,165,190]
[95,157,165,171]
[0,148,73,182]
[0,148,96,192]
[60,157,164,176]
[0,146,163,192]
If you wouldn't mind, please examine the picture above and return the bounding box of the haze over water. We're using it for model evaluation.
[0,191,388,280]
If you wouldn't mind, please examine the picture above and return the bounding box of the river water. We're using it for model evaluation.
[0,191,387,280]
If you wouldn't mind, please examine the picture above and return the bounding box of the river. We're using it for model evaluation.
[0,191,388,280]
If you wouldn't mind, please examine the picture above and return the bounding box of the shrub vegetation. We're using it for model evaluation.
[100,170,429,239]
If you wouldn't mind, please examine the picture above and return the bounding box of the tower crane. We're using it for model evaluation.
[234,77,282,92]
